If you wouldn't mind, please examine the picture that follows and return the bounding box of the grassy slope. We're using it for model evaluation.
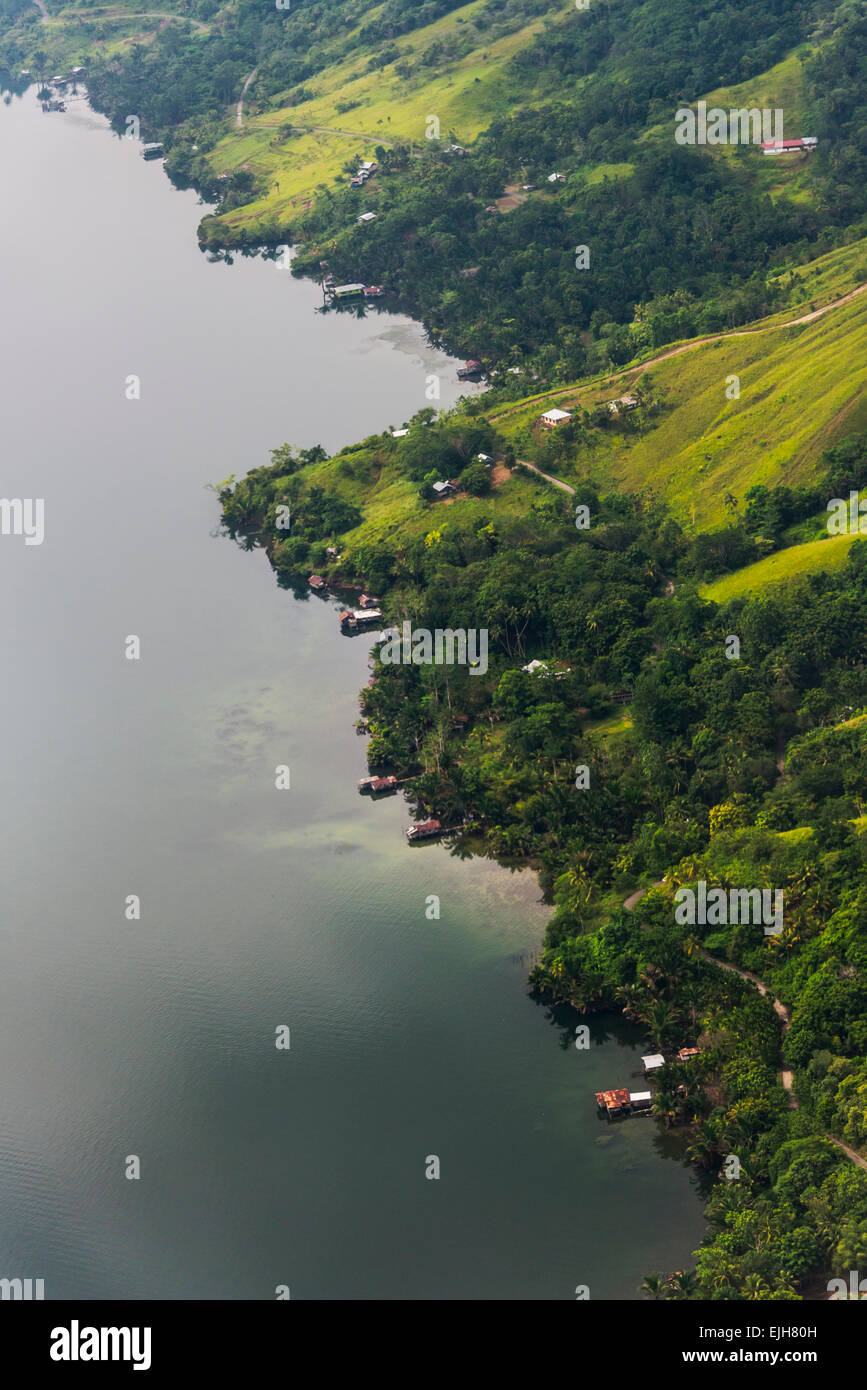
[285,237,867,593]
[206,2,547,237]
[491,239,867,530]
[700,532,862,603]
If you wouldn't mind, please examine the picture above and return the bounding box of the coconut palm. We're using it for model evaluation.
[741,1273,771,1300]
[639,1273,667,1300]
[667,1269,699,1300]
[687,1119,723,1168]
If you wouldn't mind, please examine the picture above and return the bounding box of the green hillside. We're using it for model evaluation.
[701,532,862,603]
[490,246,867,529]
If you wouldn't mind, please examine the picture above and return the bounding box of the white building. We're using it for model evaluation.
[540,408,572,427]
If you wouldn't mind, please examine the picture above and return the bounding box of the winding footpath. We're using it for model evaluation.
[518,458,575,493]
[236,68,257,129]
[624,885,867,1171]
[52,6,209,27]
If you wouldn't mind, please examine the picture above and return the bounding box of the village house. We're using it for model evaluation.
[594,1088,631,1116]
[761,137,817,155]
[607,394,639,415]
[522,659,572,678]
[340,608,383,630]
[642,1053,666,1074]
[333,283,365,298]
[357,212,377,225]
[406,818,442,841]
[308,574,327,592]
[432,480,456,498]
[540,408,572,428]
[358,774,398,795]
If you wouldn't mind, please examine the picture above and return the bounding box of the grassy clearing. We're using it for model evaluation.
[585,710,634,742]
[300,448,543,557]
[700,533,862,603]
[642,52,820,205]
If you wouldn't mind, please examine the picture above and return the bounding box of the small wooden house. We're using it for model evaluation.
[642,1053,665,1074]
[595,1088,631,1116]
[406,818,442,842]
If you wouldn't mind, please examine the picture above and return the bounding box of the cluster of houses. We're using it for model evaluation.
[310,574,383,632]
[540,394,639,428]
[340,592,383,632]
[595,1048,701,1118]
[349,159,377,188]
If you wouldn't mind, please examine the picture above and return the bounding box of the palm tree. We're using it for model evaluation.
[642,998,679,1049]
[741,1273,770,1300]
[639,1273,667,1300]
[667,1269,699,1300]
[653,1089,679,1129]
[687,1119,723,1168]
[614,982,647,1019]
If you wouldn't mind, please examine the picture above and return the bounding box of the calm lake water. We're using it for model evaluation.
[0,88,706,1298]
